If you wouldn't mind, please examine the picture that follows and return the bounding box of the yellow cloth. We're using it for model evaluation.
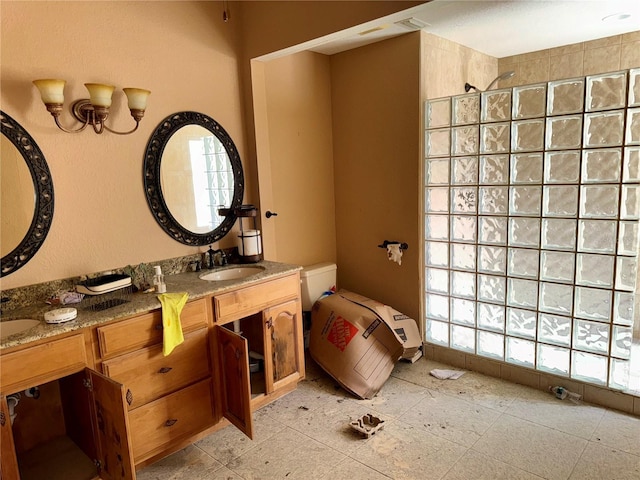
[157,292,188,356]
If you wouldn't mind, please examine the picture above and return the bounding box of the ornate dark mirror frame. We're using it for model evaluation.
[143,111,244,245]
[1,111,55,277]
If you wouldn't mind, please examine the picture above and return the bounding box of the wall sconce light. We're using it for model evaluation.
[32,79,150,135]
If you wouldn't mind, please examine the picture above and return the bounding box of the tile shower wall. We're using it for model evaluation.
[424,68,640,391]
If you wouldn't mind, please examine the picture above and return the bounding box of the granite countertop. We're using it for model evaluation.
[0,260,301,351]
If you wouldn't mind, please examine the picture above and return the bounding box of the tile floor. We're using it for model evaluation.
[137,355,640,480]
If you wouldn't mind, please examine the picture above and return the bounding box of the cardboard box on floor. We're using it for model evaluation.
[309,290,422,399]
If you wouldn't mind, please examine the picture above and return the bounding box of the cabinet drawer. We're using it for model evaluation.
[0,334,87,394]
[215,273,299,324]
[97,298,208,358]
[129,379,215,462]
[102,329,210,409]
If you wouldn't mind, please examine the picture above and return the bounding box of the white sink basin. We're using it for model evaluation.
[199,266,265,281]
[1,319,40,340]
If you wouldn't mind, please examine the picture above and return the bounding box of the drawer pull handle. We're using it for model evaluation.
[154,323,163,331]
[164,419,178,427]
[158,367,173,374]
[126,389,133,406]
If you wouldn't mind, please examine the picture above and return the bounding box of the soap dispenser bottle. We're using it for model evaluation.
[153,265,166,293]
[206,245,215,269]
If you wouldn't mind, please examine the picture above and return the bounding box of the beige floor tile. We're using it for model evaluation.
[569,441,640,479]
[591,410,640,456]
[473,414,587,480]
[347,376,431,418]
[319,456,392,479]
[505,388,606,438]
[399,390,501,447]
[349,419,466,479]
[136,444,230,480]
[442,449,544,480]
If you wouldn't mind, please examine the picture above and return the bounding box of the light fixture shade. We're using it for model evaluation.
[85,83,115,107]
[33,79,66,104]
[123,88,151,110]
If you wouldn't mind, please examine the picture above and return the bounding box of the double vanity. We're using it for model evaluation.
[0,261,305,480]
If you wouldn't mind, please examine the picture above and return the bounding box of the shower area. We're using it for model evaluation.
[423,68,640,394]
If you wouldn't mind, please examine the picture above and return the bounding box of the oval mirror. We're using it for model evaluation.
[1,111,54,277]
[143,111,244,245]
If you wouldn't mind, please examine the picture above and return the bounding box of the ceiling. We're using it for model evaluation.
[259,0,640,60]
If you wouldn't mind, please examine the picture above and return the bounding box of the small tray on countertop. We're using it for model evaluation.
[76,274,132,295]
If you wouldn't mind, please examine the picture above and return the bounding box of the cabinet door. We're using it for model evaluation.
[0,395,20,480]
[263,299,304,394]
[215,327,254,439]
[86,369,136,480]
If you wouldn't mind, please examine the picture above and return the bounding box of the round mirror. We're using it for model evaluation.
[143,111,244,245]
[1,111,55,277]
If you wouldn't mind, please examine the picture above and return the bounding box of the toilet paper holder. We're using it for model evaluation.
[378,240,408,250]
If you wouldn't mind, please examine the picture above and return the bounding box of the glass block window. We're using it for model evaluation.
[424,70,639,391]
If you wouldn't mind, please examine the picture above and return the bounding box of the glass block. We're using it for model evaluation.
[451,271,476,299]
[480,123,510,153]
[540,251,574,283]
[426,187,449,213]
[426,241,449,267]
[478,216,508,245]
[425,97,451,129]
[543,186,579,217]
[479,155,509,184]
[425,215,449,240]
[478,274,506,304]
[614,292,635,326]
[513,83,546,119]
[539,282,574,315]
[482,90,511,123]
[426,268,449,294]
[574,286,612,321]
[425,128,451,157]
[477,303,505,332]
[625,108,640,145]
[451,324,475,353]
[621,185,640,219]
[618,221,639,256]
[585,71,627,112]
[512,119,545,152]
[506,307,537,339]
[583,111,625,148]
[509,186,541,216]
[477,330,505,360]
[508,217,540,247]
[630,68,640,107]
[537,343,570,376]
[426,319,449,346]
[609,358,630,391]
[581,149,622,183]
[507,278,538,309]
[573,319,610,354]
[426,293,449,321]
[452,126,479,156]
[452,94,480,126]
[451,156,478,184]
[451,188,477,214]
[545,115,583,150]
[507,248,539,278]
[479,187,508,215]
[576,253,614,288]
[451,215,477,243]
[615,256,637,291]
[426,158,450,185]
[506,337,535,368]
[622,146,640,182]
[579,185,619,219]
[571,351,607,386]
[478,245,506,274]
[578,220,617,253]
[547,78,584,115]
[611,325,633,359]
[451,243,476,271]
[451,298,476,326]
[510,153,543,184]
[544,151,581,183]
[538,313,572,347]
[541,218,576,250]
